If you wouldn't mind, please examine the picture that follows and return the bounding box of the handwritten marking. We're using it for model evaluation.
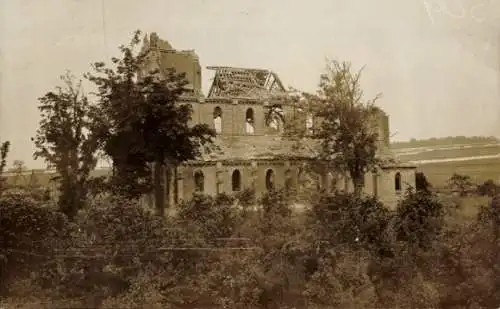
[470,3,486,23]
[444,0,466,18]
[423,0,491,25]
[423,0,440,24]
[423,0,499,71]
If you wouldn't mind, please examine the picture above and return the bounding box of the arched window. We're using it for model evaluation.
[395,172,402,192]
[266,106,284,132]
[330,174,338,193]
[284,169,293,191]
[213,107,222,134]
[344,175,349,191]
[232,169,241,192]
[315,173,322,191]
[265,169,275,191]
[245,108,255,134]
[306,113,314,135]
[194,170,204,192]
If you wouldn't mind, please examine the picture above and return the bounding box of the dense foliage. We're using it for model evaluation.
[311,60,382,195]
[32,72,100,220]
[1,187,499,308]
[0,140,10,191]
[84,30,215,215]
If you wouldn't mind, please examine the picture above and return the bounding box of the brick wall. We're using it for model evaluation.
[176,162,415,209]
[177,160,328,202]
[189,100,304,136]
[377,168,416,210]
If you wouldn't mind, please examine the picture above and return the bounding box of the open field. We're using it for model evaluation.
[393,143,500,162]
[393,142,500,187]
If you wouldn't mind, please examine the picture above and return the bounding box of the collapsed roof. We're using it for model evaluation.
[207,66,288,99]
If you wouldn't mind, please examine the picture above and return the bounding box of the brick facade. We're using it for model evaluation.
[141,32,417,209]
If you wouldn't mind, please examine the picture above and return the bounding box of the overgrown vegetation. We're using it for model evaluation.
[1,31,499,308]
[312,60,382,196]
[0,140,10,192]
[84,30,214,215]
[32,72,101,220]
[2,186,499,308]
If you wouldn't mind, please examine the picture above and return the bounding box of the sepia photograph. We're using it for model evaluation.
[1,0,499,308]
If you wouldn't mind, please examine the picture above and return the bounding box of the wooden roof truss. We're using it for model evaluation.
[207,66,287,99]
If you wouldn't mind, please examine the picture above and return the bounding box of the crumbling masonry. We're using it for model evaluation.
[140,33,417,209]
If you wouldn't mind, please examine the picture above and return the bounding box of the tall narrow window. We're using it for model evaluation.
[314,173,322,191]
[245,108,255,134]
[284,169,293,191]
[395,172,402,192]
[297,168,305,194]
[194,170,204,192]
[213,106,222,134]
[232,169,241,192]
[265,169,275,191]
[306,113,314,135]
[330,173,338,193]
[372,172,378,197]
[266,106,284,132]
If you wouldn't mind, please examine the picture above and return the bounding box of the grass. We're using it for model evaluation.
[395,144,500,161]
[440,194,489,222]
[391,141,500,187]
[416,157,500,187]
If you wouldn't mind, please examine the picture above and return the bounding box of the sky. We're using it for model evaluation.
[1,0,499,168]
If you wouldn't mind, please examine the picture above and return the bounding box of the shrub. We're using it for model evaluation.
[0,189,70,296]
[306,192,391,252]
[394,187,445,249]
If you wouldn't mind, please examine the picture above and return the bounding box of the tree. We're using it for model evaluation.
[312,60,382,196]
[0,141,10,192]
[415,172,432,194]
[447,173,474,196]
[32,72,100,220]
[11,160,27,186]
[477,179,499,197]
[85,30,215,216]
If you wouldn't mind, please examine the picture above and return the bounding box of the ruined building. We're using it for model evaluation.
[140,33,416,209]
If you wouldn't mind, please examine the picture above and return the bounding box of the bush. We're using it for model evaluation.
[306,192,391,252]
[0,189,70,296]
[2,180,500,308]
[394,188,445,249]
[477,179,500,197]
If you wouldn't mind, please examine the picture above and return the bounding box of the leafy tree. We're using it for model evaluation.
[312,60,382,196]
[32,72,100,220]
[0,140,10,192]
[447,173,474,196]
[85,30,215,216]
[415,171,431,193]
[11,160,27,186]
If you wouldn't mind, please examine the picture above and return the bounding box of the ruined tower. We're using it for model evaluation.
[140,32,202,95]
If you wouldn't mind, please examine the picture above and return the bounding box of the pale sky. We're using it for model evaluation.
[1,0,499,168]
